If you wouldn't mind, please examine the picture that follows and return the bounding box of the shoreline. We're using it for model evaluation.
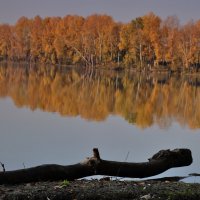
[1,60,200,75]
[1,179,200,200]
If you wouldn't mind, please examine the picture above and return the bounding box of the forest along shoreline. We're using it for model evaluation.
[1,179,200,200]
[1,12,200,72]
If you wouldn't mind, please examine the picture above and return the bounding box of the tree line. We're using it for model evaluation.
[1,13,200,70]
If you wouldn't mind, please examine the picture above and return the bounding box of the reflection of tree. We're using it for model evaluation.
[0,63,200,129]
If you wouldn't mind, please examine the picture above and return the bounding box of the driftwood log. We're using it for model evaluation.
[0,148,192,184]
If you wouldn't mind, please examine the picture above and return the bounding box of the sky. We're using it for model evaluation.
[1,0,200,25]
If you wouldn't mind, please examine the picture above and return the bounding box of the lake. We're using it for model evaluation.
[0,62,200,182]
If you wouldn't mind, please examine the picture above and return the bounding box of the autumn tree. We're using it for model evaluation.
[119,22,138,66]
[0,24,12,60]
[160,16,180,68]
[141,13,162,66]
[82,14,118,66]
[119,17,145,67]
[177,21,197,69]
[30,16,43,62]
[62,15,85,64]
[42,17,61,64]
[191,20,200,67]
[14,16,31,61]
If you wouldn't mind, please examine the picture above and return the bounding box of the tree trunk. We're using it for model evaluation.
[0,148,192,184]
[139,43,143,69]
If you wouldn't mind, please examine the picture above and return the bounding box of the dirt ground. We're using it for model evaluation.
[1,179,200,200]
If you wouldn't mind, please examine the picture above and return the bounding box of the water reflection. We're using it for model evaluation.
[0,62,200,129]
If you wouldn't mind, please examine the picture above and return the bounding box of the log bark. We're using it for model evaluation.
[0,148,192,184]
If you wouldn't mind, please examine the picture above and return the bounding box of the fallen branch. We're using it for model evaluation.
[0,148,192,184]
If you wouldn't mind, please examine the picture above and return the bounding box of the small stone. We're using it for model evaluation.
[140,194,151,200]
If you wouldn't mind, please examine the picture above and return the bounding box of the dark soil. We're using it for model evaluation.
[1,179,200,200]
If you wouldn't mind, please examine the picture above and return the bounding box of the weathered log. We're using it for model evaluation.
[0,148,192,184]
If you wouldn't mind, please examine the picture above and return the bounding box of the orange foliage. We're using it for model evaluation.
[1,13,200,69]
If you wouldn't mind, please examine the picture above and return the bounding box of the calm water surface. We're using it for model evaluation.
[0,63,200,182]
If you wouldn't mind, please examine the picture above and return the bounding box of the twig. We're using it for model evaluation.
[116,151,130,179]
[124,151,130,162]
[0,162,5,172]
[23,162,26,169]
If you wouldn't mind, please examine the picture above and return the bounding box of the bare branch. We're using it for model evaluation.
[0,162,5,172]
